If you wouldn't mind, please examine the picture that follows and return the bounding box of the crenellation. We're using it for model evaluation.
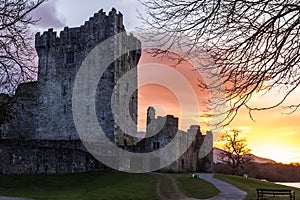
[35,28,59,49]
[36,8,126,52]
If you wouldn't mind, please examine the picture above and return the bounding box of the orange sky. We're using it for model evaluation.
[137,51,210,132]
[138,51,300,164]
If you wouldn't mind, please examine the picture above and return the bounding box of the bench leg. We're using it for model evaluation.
[290,194,295,200]
[257,194,263,200]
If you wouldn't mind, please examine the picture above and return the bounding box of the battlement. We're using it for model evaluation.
[35,8,125,48]
[35,28,58,48]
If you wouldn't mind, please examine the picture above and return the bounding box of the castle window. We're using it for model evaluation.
[126,82,129,92]
[63,105,67,114]
[62,86,66,96]
[153,142,160,150]
[87,106,90,115]
[65,52,75,64]
[100,111,106,120]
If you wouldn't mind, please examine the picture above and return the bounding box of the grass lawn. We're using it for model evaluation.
[215,174,300,200]
[0,171,158,200]
[0,171,221,200]
[173,173,219,199]
[154,174,177,199]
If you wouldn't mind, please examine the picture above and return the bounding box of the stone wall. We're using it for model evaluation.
[122,107,214,172]
[0,139,108,174]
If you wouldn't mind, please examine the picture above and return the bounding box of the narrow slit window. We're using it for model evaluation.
[62,86,66,96]
[63,105,67,114]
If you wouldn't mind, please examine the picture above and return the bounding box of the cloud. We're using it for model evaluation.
[30,0,65,29]
[51,0,143,31]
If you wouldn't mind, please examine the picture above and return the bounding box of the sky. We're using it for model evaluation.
[31,0,300,164]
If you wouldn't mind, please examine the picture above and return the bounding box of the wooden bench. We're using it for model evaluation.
[257,189,295,200]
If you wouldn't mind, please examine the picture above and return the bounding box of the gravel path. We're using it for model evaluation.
[197,173,247,200]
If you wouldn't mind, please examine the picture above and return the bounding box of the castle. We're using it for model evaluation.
[0,9,213,174]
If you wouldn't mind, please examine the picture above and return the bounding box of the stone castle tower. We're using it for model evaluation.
[0,9,141,174]
[34,8,140,142]
[1,8,141,142]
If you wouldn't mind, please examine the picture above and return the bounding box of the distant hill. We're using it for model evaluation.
[213,147,276,164]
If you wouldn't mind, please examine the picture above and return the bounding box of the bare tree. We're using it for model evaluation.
[0,0,45,94]
[139,0,300,125]
[219,129,252,175]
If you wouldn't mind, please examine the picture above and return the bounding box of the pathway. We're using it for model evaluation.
[155,173,201,200]
[197,173,247,200]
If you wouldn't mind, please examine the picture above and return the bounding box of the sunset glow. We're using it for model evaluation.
[138,51,300,164]
[32,0,300,164]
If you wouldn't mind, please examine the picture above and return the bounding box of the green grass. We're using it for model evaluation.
[155,174,176,199]
[0,171,158,200]
[3,171,278,200]
[214,174,300,200]
[0,171,222,200]
[173,173,219,199]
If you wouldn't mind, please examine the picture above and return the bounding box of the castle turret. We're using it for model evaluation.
[147,107,156,125]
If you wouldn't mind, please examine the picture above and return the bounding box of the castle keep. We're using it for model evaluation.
[1,8,140,141]
[0,9,213,174]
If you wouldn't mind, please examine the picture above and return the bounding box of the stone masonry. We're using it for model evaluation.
[128,107,213,172]
[0,8,141,174]
[0,8,212,174]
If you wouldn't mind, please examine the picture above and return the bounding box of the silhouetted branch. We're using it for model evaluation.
[0,0,46,94]
[140,0,300,126]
